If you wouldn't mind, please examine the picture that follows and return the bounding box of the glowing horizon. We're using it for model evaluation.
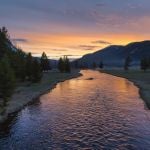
[1,0,150,59]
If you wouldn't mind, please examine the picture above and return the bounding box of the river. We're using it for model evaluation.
[0,70,150,150]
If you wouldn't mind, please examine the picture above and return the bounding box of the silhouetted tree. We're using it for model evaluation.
[0,27,10,58]
[41,52,51,72]
[0,27,45,104]
[0,55,15,104]
[31,59,42,82]
[124,56,132,71]
[92,62,97,69]
[141,57,149,72]
[74,60,79,69]
[26,53,33,81]
[99,61,104,69]
[58,57,64,72]
[64,56,71,73]
[11,49,26,81]
[58,56,71,73]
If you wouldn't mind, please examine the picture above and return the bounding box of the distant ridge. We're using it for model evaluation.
[76,40,150,67]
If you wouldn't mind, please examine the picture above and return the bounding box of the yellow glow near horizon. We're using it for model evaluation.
[13,32,149,59]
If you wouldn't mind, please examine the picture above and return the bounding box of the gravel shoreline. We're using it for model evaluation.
[0,70,82,123]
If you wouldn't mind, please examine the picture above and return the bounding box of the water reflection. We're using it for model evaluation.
[0,70,150,149]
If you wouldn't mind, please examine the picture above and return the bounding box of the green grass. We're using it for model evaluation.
[15,72,79,92]
[101,70,150,82]
[100,69,150,109]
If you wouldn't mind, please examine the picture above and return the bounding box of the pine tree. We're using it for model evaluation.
[58,57,64,72]
[11,49,26,81]
[124,56,132,71]
[31,59,42,82]
[149,58,150,69]
[65,56,71,73]
[41,52,51,72]
[99,61,104,69]
[0,27,10,58]
[58,56,71,73]
[26,52,33,81]
[141,57,149,72]
[0,55,16,104]
[74,60,79,69]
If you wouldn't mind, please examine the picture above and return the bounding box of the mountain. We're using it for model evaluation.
[76,41,150,68]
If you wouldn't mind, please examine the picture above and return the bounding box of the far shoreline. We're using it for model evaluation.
[0,70,82,123]
[100,69,150,109]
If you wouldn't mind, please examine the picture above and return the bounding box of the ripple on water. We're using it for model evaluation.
[0,70,150,150]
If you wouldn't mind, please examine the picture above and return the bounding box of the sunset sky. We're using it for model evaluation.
[0,0,150,59]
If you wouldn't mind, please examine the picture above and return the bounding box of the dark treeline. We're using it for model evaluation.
[0,27,72,104]
[0,27,51,103]
[123,56,150,71]
[72,60,104,70]
[58,56,71,73]
[73,55,150,72]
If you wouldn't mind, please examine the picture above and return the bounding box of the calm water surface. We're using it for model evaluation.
[0,70,150,150]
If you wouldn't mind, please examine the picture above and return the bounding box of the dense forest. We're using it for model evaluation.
[0,27,71,105]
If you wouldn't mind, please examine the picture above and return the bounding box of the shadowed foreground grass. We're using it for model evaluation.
[100,69,150,109]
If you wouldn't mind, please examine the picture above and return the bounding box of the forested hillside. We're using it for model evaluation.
[0,27,43,103]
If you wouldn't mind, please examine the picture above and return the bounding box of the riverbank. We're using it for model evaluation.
[100,69,150,109]
[0,70,81,123]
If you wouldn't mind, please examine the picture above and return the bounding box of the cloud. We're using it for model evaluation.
[95,3,106,7]
[69,44,102,51]
[127,2,142,9]
[92,40,112,45]
[12,38,29,43]
[78,45,101,50]
[51,48,68,52]
[0,0,149,60]
[64,55,81,57]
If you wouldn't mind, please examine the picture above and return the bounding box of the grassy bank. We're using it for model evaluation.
[0,70,81,123]
[100,69,150,109]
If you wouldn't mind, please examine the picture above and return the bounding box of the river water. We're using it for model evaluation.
[0,70,150,150]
